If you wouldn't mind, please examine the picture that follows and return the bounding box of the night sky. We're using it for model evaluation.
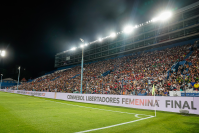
[0,0,198,79]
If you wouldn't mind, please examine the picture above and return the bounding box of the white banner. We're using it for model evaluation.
[0,89,55,99]
[1,89,198,114]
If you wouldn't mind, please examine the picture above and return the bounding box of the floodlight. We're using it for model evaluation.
[70,47,77,51]
[1,51,5,57]
[152,17,159,22]
[99,38,102,42]
[110,33,116,37]
[123,25,134,34]
[158,11,172,21]
[80,44,84,48]
[84,43,88,46]
[134,25,138,28]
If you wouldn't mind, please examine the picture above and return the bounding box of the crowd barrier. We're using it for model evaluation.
[0,89,198,115]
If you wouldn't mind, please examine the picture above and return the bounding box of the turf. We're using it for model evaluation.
[0,91,199,133]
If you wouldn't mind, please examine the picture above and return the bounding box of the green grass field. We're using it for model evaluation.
[0,91,199,133]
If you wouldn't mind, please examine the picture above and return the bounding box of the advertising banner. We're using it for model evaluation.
[0,89,55,99]
[56,93,199,114]
[1,89,199,114]
[15,90,56,99]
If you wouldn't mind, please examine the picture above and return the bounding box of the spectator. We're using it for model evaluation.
[194,80,199,91]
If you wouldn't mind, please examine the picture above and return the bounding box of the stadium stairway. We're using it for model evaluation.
[179,61,187,66]
[176,47,194,71]
[167,44,195,78]
[184,51,193,60]
[102,63,120,77]
[188,62,192,66]
[51,76,61,81]
[70,74,80,79]
[38,78,46,82]
[65,74,81,81]
[102,70,111,77]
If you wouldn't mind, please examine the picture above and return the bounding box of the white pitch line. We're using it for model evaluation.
[135,114,139,118]
[25,95,152,132]
[19,94,153,119]
[75,116,154,133]
[44,100,152,118]
[127,113,135,115]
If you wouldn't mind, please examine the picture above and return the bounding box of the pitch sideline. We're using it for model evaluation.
[1,92,155,132]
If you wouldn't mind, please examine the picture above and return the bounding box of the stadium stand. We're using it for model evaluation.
[1,78,18,88]
[9,40,199,97]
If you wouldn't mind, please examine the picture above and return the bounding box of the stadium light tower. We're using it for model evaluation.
[17,66,20,90]
[80,38,84,94]
[0,74,3,89]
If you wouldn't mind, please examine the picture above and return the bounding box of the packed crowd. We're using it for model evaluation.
[11,42,199,96]
[168,46,198,93]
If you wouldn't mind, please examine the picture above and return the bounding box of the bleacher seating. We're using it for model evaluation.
[8,39,199,97]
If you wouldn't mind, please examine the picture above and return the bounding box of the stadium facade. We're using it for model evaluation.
[55,2,199,68]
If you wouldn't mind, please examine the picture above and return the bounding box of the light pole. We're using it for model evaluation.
[17,66,20,90]
[80,38,84,94]
[0,74,3,89]
[0,50,5,89]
